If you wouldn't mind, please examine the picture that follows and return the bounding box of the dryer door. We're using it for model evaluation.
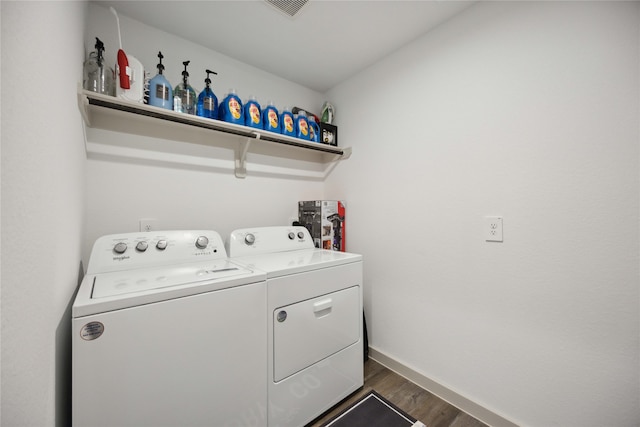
[273,285,359,382]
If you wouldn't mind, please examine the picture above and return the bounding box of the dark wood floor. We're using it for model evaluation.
[307,359,488,427]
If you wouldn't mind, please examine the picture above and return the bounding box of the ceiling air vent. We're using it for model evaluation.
[265,0,309,18]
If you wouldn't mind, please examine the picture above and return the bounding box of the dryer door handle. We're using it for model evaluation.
[313,298,333,316]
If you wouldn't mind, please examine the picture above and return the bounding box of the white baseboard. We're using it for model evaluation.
[368,347,519,427]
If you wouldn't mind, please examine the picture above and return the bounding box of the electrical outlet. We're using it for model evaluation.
[484,216,503,242]
[140,218,158,232]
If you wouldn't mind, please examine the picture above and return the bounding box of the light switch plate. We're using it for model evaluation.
[485,216,503,242]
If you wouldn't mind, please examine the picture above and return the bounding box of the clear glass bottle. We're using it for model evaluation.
[173,60,197,114]
[83,37,115,96]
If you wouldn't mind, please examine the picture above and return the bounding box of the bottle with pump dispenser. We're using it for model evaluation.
[262,101,280,133]
[196,69,218,119]
[220,89,243,124]
[174,60,197,114]
[244,96,262,129]
[83,37,115,96]
[280,107,295,137]
[295,110,310,140]
[147,51,172,110]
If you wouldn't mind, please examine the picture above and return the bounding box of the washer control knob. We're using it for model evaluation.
[288,232,295,240]
[195,236,209,249]
[113,242,127,254]
[297,231,305,239]
[135,241,148,252]
[244,233,256,245]
[156,240,168,250]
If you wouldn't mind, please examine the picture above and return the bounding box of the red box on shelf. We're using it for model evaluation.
[298,200,346,251]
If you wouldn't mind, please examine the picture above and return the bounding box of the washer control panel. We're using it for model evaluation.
[87,230,227,274]
[228,226,314,257]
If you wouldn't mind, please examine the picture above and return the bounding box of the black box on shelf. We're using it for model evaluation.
[319,123,338,146]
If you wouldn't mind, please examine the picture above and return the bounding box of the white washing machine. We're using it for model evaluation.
[228,226,364,427]
[72,230,267,427]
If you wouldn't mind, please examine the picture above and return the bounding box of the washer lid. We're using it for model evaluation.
[91,260,250,299]
[232,248,362,278]
[73,260,266,318]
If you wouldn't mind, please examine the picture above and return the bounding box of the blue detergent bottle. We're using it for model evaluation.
[262,101,280,133]
[295,110,310,140]
[309,117,320,142]
[217,91,227,120]
[221,89,243,124]
[196,69,218,119]
[244,96,262,129]
[147,51,172,110]
[280,106,295,137]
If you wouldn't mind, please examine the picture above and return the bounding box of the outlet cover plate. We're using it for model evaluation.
[140,218,158,232]
[485,216,503,242]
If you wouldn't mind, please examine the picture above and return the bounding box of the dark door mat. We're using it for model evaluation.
[321,390,425,427]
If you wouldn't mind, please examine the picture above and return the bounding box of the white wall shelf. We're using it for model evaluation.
[77,86,351,179]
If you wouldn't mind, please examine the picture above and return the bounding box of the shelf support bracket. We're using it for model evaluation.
[235,135,256,178]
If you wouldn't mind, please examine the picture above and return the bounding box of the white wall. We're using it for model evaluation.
[2,2,638,427]
[326,2,639,426]
[86,4,323,115]
[1,1,87,426]
[82,4,328,264]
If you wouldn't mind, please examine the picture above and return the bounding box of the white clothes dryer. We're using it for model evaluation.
[228,226,364,427]
[72,230,267,427]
